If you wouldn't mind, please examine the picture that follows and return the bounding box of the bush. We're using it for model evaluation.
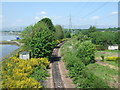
[105,57,118,61]
[77,68,109,88]
[62,51,109,88]
[2,57,50,88]
[77,41,96,65]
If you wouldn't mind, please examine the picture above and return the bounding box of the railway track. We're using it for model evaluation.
[50,41,65,88]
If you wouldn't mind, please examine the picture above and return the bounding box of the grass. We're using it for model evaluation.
[87,63,118,88]
[104,61,118,67]
[95,50,118,60]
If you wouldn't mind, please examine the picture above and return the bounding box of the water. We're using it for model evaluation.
[0,32,19,58]
[0,32,17,41]
[0,45,19,58]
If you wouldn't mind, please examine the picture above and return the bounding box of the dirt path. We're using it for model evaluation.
[96,61,118,70]
[45,41,75,88]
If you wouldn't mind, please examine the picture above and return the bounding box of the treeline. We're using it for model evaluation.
[81,26,119,50]
[67,26,119,50]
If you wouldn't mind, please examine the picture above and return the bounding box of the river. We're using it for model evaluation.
[0,32,19,58]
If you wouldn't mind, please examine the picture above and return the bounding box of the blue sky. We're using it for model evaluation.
[1,2,118,29]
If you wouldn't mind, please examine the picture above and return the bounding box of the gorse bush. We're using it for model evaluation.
[105,57,119,61]
[2,57,50,88]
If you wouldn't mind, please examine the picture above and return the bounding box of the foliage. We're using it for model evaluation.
[90,31,117,48]
[2,57,50,88]
[86,63,118,88]
[20,25,34,42]
[37,18,55,32]
[76,41,96,65]
[101,55,105,61]
[77,33,89,42]
[105,57,119,61]
[21,18,57,58]
[60,38,109,88]
[55,25,64,39]
[63,31,71,38]
[77,68,109,88]
[88,26,97,33]
[81,26,97,36]
[95,45,106,50]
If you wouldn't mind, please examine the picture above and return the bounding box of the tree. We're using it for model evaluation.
[77,41,96,65]
[20,25,34,42]
[64,31,71,38]
[22,18,57,58]
[36,18,55,32]
[81,26,97,36]
[90,31,116,49]
[55,25,64,39]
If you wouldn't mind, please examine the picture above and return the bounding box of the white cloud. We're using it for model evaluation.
[37,11,47,15]
[92,16,100,20]
[41,11,47,14]
[35,16,40,20]
[111,12,118,15]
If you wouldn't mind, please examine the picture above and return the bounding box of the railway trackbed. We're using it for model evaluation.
[51,41,65,88]
[45,41,74,89]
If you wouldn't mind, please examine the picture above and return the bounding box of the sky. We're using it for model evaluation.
[1,2,118,29]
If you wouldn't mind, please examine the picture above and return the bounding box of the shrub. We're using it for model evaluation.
[2,57,50,88]
[77,41,96,65]
[105,57,118,61]
[77,68,109,88]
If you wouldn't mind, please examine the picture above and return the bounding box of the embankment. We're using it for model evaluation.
[0,41,21,46]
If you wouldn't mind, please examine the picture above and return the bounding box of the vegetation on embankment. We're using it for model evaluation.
[19,18,65,58]
[1,18,66,88]
[2,57,50,88]
[60,33,118,88]
[60,37,109,88]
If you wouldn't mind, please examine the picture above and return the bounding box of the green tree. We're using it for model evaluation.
[82,26,97,36]
[90,31,116,48]
[88,26,97,33]
[20,25,34,42]
[22,18,57,58]
[55,25,64,39]
[77,41,96,65]
[36,18,55,32]
[64,31,71,38]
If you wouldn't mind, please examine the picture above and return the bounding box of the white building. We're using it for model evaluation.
[108,45,118,50]
[19,51,30,60]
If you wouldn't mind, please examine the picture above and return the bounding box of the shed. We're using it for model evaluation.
[19,51,30,60]
[108,45,118,50]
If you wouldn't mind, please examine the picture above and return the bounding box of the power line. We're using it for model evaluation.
[81,2,109,18]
